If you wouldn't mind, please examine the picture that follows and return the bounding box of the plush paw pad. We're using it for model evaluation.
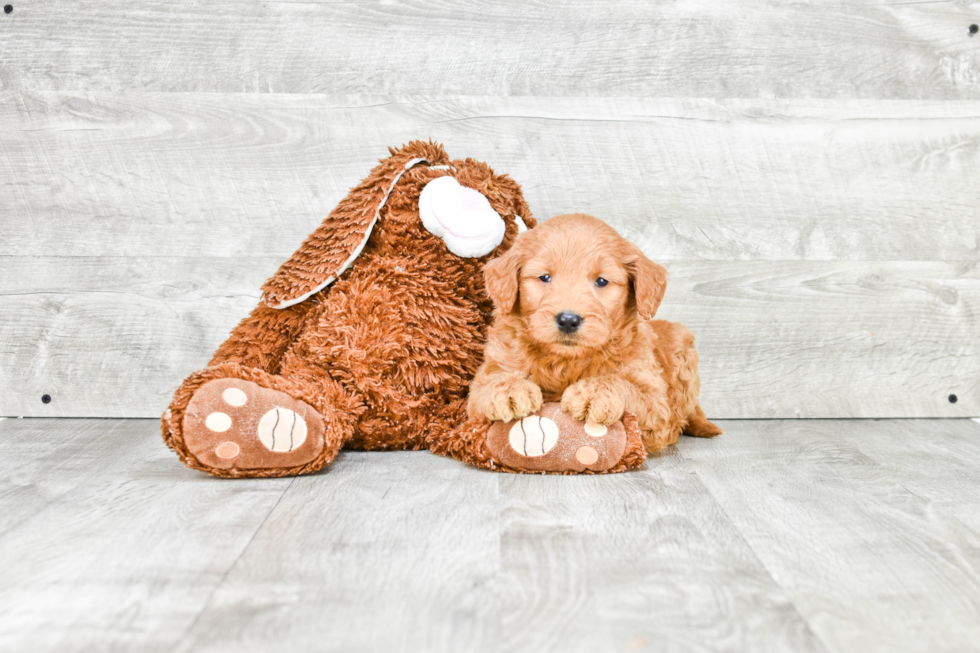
[257,407,308,452]
[182,378,325,471]
[507,414,559,457]
[486,402,628,473]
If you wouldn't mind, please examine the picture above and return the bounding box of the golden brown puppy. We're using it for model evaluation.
[468,213,721,453]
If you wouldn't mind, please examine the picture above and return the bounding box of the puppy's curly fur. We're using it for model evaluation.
[467,213,721,453]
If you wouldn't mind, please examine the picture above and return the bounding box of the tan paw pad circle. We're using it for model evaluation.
[222,387,248,407]
[257,407,308,453]
[576,446,599,465]
[205,412,232,432]
[584,422,608,437]
[215,441,241,459]
[509,415,559,457]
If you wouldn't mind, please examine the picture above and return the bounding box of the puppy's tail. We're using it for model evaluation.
[683,404,723,438]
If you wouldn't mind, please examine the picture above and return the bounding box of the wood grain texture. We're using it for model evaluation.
[0,418,293,653]
[493,457,826,653]
[0,256,271,418]
[681,419,980,653]
[843,420,980,529]
[0,1,977,98]
[173,450,502,653]
[4,418,980,652]
[2,93,979,261]
[2,257,975,419]
[660,260,980,420]
[166,454,824,653]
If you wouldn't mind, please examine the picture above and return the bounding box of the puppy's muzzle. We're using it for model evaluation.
[555,311,583,334]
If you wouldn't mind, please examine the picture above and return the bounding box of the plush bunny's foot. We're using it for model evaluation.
[486,402,643,473]
[182,378,327,473]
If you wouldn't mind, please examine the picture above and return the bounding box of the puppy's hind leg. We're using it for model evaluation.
[683,404,723,438]
[661,321,721,439]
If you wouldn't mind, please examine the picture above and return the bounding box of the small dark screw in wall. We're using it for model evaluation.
[3,5,12,14]
[971,24,979,35]
[41,394,52,404]
[949,394,958,404]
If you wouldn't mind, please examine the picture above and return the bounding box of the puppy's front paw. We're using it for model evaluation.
[485,376,543,422]
[561,378,626,426]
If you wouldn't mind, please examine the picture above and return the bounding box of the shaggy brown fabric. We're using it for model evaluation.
[163,141,540,477]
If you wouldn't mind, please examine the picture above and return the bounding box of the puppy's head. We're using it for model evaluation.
[484,213,667,354]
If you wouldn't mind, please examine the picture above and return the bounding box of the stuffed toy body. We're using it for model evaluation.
[163,141,538,477]
[162,142,655,477]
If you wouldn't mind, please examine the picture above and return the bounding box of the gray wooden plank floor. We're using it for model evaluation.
[1,417,979,653]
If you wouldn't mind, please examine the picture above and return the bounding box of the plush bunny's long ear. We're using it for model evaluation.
[261,141,450,309]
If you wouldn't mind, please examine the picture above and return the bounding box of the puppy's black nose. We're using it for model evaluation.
[555,311,583,334]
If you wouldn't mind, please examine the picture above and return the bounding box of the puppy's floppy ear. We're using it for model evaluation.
[484,229,536,314]
[261,140,450,309]
[627,245,668,319]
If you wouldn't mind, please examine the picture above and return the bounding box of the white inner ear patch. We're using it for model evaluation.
[418,176,506,258]
[509,415,559,457]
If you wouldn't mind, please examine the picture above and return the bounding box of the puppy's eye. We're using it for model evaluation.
[539,274,551,283]
[595,277,609,288]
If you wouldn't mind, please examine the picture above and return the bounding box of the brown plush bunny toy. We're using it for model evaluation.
[162,141,536,477]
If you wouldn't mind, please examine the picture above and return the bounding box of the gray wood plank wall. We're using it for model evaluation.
[1,2,978,418]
